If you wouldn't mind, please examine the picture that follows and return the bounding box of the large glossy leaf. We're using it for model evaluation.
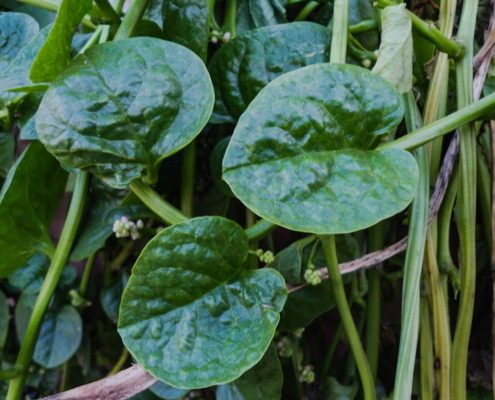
[223,64,418,234]
[371,4,412,94]
[29,0,93,83]
[0,24,51,94]
[16,295,83,368]
[208,22,332,124]
[36,37,214,189]
[0,141,68,278]
[162,0,209,62]
[118,216,287,389]
[0,12,39,106]
[0,290,8,351]
[216,343,282,400]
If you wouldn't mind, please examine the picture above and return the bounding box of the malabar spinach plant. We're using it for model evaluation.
[1,0,495,399]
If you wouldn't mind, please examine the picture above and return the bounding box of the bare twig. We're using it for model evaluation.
[39,364,158,400]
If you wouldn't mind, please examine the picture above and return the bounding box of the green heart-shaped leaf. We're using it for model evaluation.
[36,37,214,189]
[223,64,418,234]
[118,216,287,389]
[208,22,332,124]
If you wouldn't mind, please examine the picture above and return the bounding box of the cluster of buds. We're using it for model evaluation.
[113,216,144,240]
[298,365,315,383]
[276,336,293,358]
[255,249,275,264]
[210,30,232,44]
[304,264,322,286]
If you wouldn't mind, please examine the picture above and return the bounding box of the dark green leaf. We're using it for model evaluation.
[29,0,93,83]
[118,216,287,389]
[37,37,214,189]
[271,235,317,283]
[0,24,51,95]
[16,295,83,368]
[216,343,282,400]
[0,141,68,278]
[162,0,209,61]
[208,22,332,124]
[0,290,9,351]
[279,283,336,331]
[17,93,42,140]
[101,272,129,324]
[8,253,50,294]
[236,0,287,34]
[210,137,234,197]
[144,0,164,27]
[0,132,15,174]
[149,381,189,400]
[223,64,417,234]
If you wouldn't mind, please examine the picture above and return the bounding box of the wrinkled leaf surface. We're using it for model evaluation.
[208,22,332,123]
[223,64,418,234]
[118,216,287,388]
[37,37,214,189]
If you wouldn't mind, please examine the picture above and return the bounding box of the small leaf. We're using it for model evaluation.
[236,0,287,34]
[0,142,68,278]
[162,0,209,62]
[0,290,9,351]
[371,4,413,94]
[348,0,379,50]
[16,296,83,368]
[208,22,332,123]
[118,216,287,389]
[36,37,214,189]
[149,381,189,400]
[0,24,51,95]
[8,253,50,294]
[324,376,359,400]
[223,64,418,234]
[216,343,283,400]
[29,0,93,83]
[101,272,129,324]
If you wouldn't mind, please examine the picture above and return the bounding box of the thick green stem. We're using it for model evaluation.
[329,0,348,64]
[380,91,495,151]
[420,300,435,400]
[129,179,188,226]
[349,19,377,34]
[245,219,277,243]
[451,2,478,398]
[223,0,237,38]
[79,252,96,298]
[365,224,383,380]
[113,0,151,41]
[393,92,429,400]
[319,234,376,400]
[424,232,451,400]
[375,0,463,58]
[476,144,492,256]
[6,172,89,400]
